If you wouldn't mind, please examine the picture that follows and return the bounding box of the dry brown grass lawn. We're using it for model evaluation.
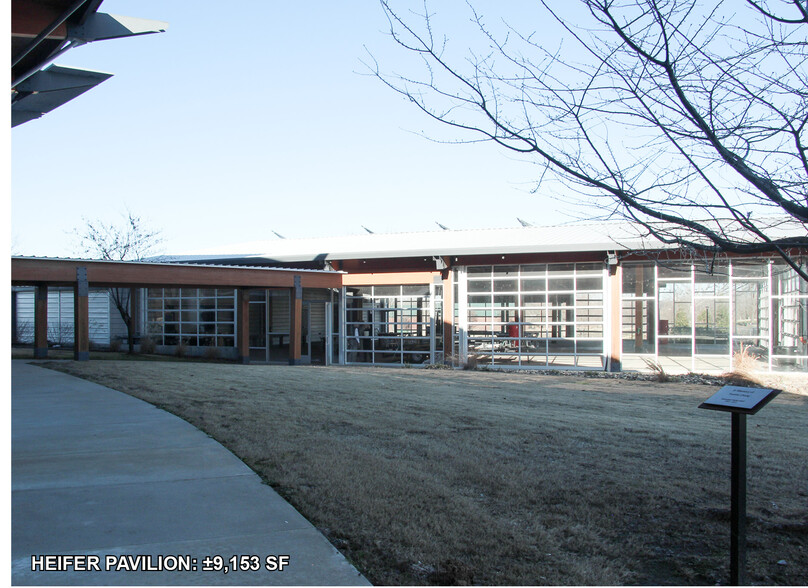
[37,360,808,585]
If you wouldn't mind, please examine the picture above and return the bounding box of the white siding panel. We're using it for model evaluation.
[270,292,290,333]
[89,291,110,344]
[109,293,129,341]
[14,288,111,346]
[304,289,330,340]
[303,289,331,302]
[15,290,35,343]
[308,301,326,342]
[47,290,74,345]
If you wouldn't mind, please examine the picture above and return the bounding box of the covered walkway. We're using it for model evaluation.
[11,257,342,364]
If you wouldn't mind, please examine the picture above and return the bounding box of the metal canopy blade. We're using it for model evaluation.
[68,13,168,42]
[12,64,113,126]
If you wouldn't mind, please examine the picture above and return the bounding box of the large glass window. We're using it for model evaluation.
[622,259,804,373]
[464,263,606,368]
[693,264,731,358]
[345,284,437,365]
[621,264,656,355]
[146,288,235,348]
[771,261,808,371]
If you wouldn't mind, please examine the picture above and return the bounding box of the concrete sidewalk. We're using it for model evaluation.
[11,360,370,586]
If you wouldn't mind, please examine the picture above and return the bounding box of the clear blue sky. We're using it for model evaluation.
[11,1,578,258]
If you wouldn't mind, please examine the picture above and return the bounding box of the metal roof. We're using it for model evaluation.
[165,223,664,264]
[10,256,340,274]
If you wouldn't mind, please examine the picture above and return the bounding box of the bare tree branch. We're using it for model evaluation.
[371,0,808,280]
[74,211,163,353]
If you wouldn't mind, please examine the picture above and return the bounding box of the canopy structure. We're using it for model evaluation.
[12,257,342,364]
[11,0,167,127]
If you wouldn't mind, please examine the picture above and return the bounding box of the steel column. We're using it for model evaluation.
[442,270,453,365]
[608,264,622,372]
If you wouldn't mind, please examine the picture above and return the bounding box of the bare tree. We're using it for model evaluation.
[75,211,163,353]
[370,0,808,279]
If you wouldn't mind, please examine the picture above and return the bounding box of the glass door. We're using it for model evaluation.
[248,290,268,362]
[303,300,328,364]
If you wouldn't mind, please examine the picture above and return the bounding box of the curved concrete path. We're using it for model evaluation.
[11,360,370,586]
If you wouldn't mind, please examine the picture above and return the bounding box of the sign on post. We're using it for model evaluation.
[699,386,780,414]
[699,385,780,586]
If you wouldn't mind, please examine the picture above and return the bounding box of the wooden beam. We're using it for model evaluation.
[11,258,343,289]
[12,1,68,40]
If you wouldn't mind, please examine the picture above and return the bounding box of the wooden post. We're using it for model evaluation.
[237,288,250,364]
[289,276,303,365]
[73,267,89,361]
[34,284,48,359]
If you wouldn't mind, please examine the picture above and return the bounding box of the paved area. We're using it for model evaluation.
[11,360,370,585]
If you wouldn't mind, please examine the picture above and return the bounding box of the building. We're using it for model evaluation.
[11,223,808,373]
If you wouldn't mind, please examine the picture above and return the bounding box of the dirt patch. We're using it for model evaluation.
[37,360,808,585]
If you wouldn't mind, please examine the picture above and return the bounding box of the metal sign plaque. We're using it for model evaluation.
[699,385,780,415]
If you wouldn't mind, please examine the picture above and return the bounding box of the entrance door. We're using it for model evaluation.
[300,301,328,364]
[248,292,268,362]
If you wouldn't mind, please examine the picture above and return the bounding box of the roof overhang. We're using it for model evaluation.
[166,225,663,265]
[11,257,343,290]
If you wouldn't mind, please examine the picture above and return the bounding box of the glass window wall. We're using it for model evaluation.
[771,261,808,371]
[146,287,235,347]
[463,263,606,369]
[621,259,807,373]
[345,284,438,365]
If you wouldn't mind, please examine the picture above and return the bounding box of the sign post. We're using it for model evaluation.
[730,411,746,585]
[699,385,780,586]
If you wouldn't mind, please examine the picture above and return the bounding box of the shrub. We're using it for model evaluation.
[174,340,188,358]
[203,346,220,361]
[109,338,122,352]
[424,361,452,370]
[732,343,761,374]
[139,336,156,354]
[642,357,669,382]
[728,344,764,386]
